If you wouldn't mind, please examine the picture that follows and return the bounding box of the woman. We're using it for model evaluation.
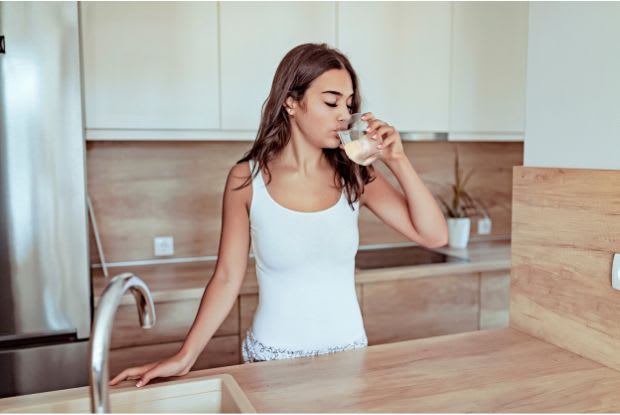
[110,43,448,388]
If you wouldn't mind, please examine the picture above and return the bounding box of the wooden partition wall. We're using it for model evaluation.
[86,141,522,263]
[511,167,620,370]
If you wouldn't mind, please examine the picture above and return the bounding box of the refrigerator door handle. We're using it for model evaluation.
[0,330,78,350]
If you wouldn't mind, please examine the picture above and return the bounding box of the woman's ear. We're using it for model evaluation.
[284,97,296,115]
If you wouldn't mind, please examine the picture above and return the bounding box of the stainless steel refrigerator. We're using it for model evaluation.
[0,2,92,398]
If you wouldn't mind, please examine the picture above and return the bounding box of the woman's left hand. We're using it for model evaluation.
[361,112,405,164]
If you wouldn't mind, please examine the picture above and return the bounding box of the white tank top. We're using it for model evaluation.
[241,159,368,362]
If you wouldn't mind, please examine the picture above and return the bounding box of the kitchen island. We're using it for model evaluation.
[174,327,620,412]
[3,327,620,412]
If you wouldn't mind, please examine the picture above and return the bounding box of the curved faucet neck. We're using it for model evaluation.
[89,273,156,413]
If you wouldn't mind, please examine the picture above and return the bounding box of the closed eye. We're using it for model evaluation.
[326,102,353,110]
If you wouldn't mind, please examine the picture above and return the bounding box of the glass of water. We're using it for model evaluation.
[337,113,382,166]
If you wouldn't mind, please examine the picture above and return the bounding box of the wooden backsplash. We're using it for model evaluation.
[86,141,522,263]
[510,167,620,371]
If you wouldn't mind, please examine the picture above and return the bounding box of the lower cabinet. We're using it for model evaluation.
[109,335,240,377]
[363,273,481,345]
[479,270,511,330]
[108,297,240,375]
[110,298,239,349]
[362,271,511,345]
[107,271,510,373]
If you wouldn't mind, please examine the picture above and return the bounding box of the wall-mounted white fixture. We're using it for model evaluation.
[611,253,620,291]
[154,236,174,256]
[477,217,492,235]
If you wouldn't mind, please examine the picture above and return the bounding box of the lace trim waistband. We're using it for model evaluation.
[241,329,368,363]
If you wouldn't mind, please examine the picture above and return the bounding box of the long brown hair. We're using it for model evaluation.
[235,43,375,208]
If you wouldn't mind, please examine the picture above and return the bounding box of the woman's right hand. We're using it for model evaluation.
[109,352,194,388]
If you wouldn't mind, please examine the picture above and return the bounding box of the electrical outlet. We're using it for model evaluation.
[612,253,620,291]
[477,217,492,235]
[154,236,174,256]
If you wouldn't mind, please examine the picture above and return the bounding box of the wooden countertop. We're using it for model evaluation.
[5,328,620,412]
[92,239,511,304]
[355,239,511,284]
[179,328,620,412]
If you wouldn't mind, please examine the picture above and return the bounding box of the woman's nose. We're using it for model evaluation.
[338,110,352,123]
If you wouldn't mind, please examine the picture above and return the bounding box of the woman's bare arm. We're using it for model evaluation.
[358,112,448,248]
[177,162,252,363]
[110,162,252,387]
[362,162,448,248]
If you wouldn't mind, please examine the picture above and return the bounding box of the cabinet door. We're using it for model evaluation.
[338,2,451,133]
[449,2,528,140]
[220,2,336,130]
[80,2,219,129]
[479,270,510,329]
[110,298,239,350]
[362,274,480,345]
[109,335,240,377]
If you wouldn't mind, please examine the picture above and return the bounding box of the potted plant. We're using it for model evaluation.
[436,148,483,248]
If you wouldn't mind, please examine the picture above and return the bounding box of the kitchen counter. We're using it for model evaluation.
[92,239,511,304]
[4,327,620,412]
[180,328,620,412]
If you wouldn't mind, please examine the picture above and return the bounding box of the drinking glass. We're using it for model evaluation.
[337,113,382,166]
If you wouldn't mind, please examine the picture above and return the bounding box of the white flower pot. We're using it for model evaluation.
[447,217,471,248]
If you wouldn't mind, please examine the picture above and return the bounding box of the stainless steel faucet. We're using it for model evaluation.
[89,273,156,413]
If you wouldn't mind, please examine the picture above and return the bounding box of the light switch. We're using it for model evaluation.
[612,253,620,291]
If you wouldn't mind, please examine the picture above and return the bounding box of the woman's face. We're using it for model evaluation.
[286,68,354,149]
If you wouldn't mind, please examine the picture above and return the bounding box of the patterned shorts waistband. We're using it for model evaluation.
[241,328,368,364]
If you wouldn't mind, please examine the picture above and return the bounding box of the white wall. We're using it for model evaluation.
[524,2,620,170]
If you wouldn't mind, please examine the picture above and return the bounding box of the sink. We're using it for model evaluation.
[355,245,467,269]
[0,374,256,413]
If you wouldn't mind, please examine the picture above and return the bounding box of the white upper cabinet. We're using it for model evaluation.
[338,2,452,134]
[79,1,529,141]
[219,2,336,131]
[449,2,528,140]
[80,2,219,131]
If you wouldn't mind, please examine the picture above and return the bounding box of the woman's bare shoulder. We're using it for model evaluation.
[228,160,251,182]
[225,161,253,208]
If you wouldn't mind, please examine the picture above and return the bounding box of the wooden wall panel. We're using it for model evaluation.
[86,141,253,262]
[87,141,522,262]
[510,166,620,371]
[361,141,521,245]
